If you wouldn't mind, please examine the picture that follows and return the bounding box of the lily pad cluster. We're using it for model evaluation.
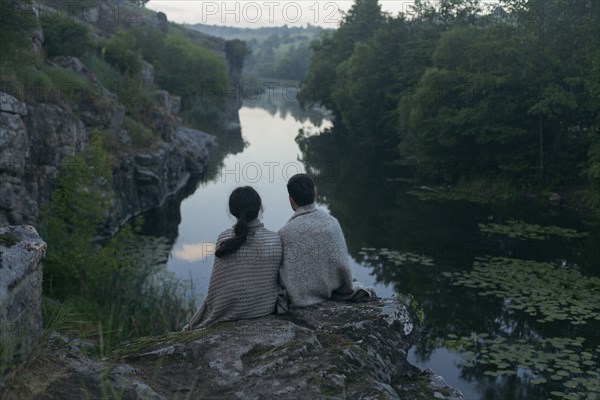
[407,188,487,203]
[478,220,589,240]
[358,247,434,267]
[445,334,599,399]
[442,257,600,324]
[406,184,512,204]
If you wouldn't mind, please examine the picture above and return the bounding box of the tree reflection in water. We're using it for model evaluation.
[297,127,600,400]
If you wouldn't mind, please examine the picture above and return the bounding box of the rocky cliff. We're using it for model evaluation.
[0,1,244,235]
[0,225,46,386]
[5,300,463,400]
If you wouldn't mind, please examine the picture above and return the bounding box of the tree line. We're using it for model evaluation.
[190,23,327,81]
[300,0,600,203]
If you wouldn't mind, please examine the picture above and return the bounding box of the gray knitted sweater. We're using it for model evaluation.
[278,203,354,308]
[184,219,282,330]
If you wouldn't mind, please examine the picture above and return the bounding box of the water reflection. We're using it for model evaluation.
[172,242,215,262]
[243,86,329,128]
[142,93,355,301]
[297,128,600,400]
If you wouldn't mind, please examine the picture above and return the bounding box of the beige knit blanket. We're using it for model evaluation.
[277,203,377,313]
[183,219,282,330]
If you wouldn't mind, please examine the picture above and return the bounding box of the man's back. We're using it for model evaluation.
[278,203,353,307]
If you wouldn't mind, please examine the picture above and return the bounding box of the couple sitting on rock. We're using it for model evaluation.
[183,173,375,330]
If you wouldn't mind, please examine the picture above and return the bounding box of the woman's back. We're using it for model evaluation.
[185,220,282,330]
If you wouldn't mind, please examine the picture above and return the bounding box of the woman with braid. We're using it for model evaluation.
[183,187,282,330]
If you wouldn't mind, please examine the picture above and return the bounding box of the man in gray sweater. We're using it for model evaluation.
[278,173,356,309]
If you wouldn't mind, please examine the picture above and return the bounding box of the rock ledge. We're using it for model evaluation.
[5,299,463,400]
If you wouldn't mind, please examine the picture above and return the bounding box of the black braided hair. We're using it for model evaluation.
[215,186,262,258]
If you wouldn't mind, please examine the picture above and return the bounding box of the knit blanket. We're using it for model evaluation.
[277,203,377,313]
[183,220,282,330]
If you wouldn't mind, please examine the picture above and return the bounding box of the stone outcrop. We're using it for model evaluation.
[0,225,46,371]
[106,126,214,236]
[0,1,244,233]
[0,92,88,225]
[0,75,213,235]
[2,298,463,400]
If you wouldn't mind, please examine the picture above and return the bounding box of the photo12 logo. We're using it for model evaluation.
[197,1,343,25]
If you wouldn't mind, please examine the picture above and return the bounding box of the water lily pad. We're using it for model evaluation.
[478,219,589,240]
[443,334,600,400]
[444,256,600,325]
[358,247,434,268]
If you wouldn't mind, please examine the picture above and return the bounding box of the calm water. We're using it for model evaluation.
[142,93,600,400]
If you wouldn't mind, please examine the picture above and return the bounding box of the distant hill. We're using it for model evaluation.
[186,23,332,81]
[185,23,327,40]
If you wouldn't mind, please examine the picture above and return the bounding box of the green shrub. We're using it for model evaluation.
[1,62,96,105]
[102,30,143,76]
[14,65,52,88]
[42,133,113,299]
[225,39,251,70]
[40,134,193,354]
[40,64,91,102]
[181,100,223,131]
[80,53,122,89]
[123,115,158,148]
[0,0,37,64]
[131,26,230,130]
[154,32,228,128]
[40,13,91,58]
[130,26,166,65]
[80,54,154,118]
[90,233,195,354]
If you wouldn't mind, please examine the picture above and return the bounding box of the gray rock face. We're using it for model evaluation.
[155,90,181,116]
[0,225,46,367]
[105,127,215,236]
[2,299,463,400]
[0,93,28,116]
[141,61,155,90]
[0,93,88,225]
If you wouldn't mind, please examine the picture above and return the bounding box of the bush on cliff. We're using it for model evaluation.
[101,30,143,77]
[40,13,92,58]
[41,134,193,353]
[134,29,229,131]
[0,0,37,64]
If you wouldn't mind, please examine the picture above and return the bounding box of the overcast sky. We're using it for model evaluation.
[146,1,414,28]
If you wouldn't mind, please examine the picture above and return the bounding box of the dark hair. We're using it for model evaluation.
[215,186,262,258]
[287,173,315,207]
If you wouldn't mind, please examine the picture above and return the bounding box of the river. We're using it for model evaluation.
[142,91,600,400]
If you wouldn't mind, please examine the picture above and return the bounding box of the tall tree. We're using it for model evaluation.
[299,0,384,109]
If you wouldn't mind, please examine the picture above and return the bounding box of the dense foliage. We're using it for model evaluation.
[131,27,229,130]
[41,135,194,352]
[0,0,36,63]
[300,0,600,199]
[40,13,92,58]
[101,29,143,76]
